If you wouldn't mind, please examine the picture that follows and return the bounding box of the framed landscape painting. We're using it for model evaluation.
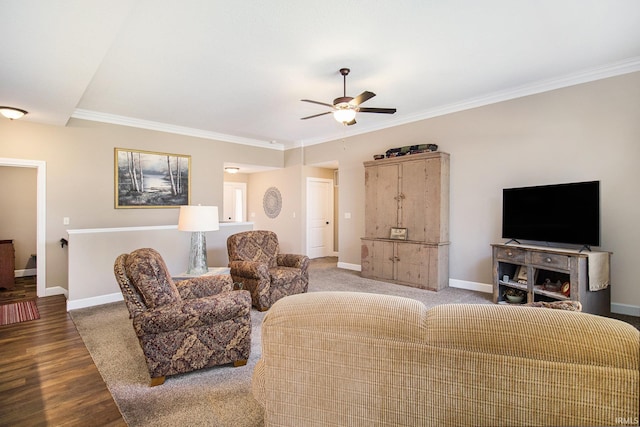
[115,148,190,208]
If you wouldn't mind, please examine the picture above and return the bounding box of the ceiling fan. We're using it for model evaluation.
[301,68,396,126]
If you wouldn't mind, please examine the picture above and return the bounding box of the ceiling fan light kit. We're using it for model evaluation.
[301,68,396,126]
[333,108,356,124]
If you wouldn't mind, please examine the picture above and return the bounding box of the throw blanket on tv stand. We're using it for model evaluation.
[588,252,610,291]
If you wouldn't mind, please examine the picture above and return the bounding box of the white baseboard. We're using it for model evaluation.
[329,268,639,316]
[15,268,37,277]
[448,279,639,317]
[66,292,124,312]
[337,262,361,272]
[449,279,493,293]
[45,286,68,298]
[611,303,640,317]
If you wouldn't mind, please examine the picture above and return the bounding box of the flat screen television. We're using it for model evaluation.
[502,181,600,247]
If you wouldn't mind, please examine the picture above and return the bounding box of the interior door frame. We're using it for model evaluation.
[223,181,247,222]
[0,158,46,297]
[306,177,335,258]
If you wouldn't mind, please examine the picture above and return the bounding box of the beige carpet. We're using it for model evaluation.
[70,258,492,426]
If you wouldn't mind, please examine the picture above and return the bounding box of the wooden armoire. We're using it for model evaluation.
[361,151,450,290]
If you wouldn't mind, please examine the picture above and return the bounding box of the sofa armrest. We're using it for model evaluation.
[133,290,251,335]
[277,254,309,272]
[176,274,233,299]
[229,260,270,280]
[252,359,267,407]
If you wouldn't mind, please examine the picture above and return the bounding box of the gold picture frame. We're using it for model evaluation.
[389,227,407,240]
[115,148,191,208]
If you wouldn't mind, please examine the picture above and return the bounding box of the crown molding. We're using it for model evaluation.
[72,57,640,151]
[70,109,284,151]
[297,57,640,148]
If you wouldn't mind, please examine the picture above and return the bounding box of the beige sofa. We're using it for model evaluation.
[252,292,639,427]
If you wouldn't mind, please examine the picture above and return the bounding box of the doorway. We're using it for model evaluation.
[306,177,335,259]
[223,182,247,222]
[0,158,46,298]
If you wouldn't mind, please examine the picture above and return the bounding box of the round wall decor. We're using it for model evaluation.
[263,186,282,218]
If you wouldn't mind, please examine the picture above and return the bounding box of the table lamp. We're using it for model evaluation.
[178,205,219,275]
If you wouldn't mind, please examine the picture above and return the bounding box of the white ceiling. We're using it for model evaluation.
[2,0,640,150]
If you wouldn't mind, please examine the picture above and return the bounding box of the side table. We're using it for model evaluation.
[172,267,230,281]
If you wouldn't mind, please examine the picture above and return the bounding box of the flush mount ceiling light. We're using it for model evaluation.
[225,167,240,174]
[0,107,28,120]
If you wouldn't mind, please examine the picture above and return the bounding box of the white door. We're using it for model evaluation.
[306,178,334,258]
[223,182,246,221]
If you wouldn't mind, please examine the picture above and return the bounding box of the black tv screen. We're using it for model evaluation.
[502,181,600,246]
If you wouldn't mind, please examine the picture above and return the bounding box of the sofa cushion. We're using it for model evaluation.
[125,248,181,308]
[425,304,639,369]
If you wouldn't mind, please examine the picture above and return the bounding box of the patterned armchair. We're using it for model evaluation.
[227,230,309,311]
[113,248,252,386]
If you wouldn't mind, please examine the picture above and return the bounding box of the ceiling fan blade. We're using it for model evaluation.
[349,91,376,106]
[301,111,332,120]
[301,99,335,108]
[358,107,397,114]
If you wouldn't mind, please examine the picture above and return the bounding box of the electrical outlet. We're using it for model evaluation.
[63,217,70,225]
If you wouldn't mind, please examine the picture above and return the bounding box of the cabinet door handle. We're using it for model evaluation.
[545,257,552,263]
[507,251,513,257]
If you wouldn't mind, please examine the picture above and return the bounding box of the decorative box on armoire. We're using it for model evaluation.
[0,240,15,290]
[361,151,450,291]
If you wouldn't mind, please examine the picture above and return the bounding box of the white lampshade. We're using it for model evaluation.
[178,205,219,232]
[333,108,356,124]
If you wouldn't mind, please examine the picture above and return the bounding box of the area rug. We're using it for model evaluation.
[70,258,492,426]
[0,300,40,326]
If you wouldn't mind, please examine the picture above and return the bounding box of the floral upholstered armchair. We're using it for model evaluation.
[113,248,252,386]
[227,230,309,311]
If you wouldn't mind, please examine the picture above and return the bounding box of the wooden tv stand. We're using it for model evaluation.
[491,243,611,316]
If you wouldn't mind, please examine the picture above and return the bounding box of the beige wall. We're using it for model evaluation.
[66,222,252,309]
[223,171,249,183]
[0,118,282,291]
[0,166,37,270]
[247,165,303,253]
[303,72,640,312]
[1,72,638,313]
[246,156,336,255]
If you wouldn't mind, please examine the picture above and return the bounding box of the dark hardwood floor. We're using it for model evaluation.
[0,276,37,304]
[0,292,125,426]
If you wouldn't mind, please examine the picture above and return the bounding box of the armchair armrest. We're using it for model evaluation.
[133,290,251,335]
[277,254,309,272]
[176,274,233,299]
[229,260,270,280]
